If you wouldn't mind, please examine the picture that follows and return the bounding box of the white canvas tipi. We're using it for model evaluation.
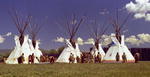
[28,19,43,63]
[103,35,135,63]
[28,39,43,63]
[6,35,33,64]
[56,14,83,63]
[91,43,105,60]
[56,39,82,63]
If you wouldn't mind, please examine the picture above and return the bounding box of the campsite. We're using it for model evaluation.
[0,0,150,77]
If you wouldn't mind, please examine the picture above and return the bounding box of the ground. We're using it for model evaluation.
[0,61,149,77]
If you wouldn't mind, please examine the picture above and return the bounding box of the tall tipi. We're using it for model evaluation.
[103,11,135,63]
[103,34,135,63]
[6,11,32,64]
[88,19,107,60]
[56,14,84,63]
[28,19,43,63]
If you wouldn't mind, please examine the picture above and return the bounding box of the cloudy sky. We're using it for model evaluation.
[1,0,150,50]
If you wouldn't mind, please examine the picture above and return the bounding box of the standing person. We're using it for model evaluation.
[31,53,35,64]
[116,53,120,62]
[134,52,140,63]
[97,52,102,63]
[76,56,81,63]
[28,55,32,64]
[81,54,84,63]
[18,53,25,64]
[122,53,127,63]
[69,53,75,63]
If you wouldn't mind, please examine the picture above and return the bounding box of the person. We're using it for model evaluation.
[28,55,32,64]
[18,53,25,64]
[31,53,35,64]
[122,52,127,63]
[40,55,46,62]
[96,52,102,63]
[69,53,75,63]
[89,51,94,63]
[3,56,7,63]
[76,56,81,63]
[81,54,84,63]
[116,52,120,62]
[134,52,140,63]
[49,56,55,64]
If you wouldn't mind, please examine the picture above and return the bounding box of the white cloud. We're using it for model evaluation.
[125,35,142,46]
[101,35,112,46]
[54,37,84,45]
[53,37,65,43]
[0,35,5,43]
[77,37,84,45]
[125,33,150,46]
[125,0,150,21]
[137,33,150,43]
[5,32,12,36]
[84,35,112,46]
[84,38,94,45]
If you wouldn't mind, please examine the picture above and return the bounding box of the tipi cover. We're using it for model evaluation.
[56,39,82,63]
[103,35,135,63]
[6,35,33,64]
[28,39,43,63]
[92,44,105,60]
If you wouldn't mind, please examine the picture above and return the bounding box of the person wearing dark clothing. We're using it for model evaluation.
[69,53,75,63]
[18,53,25,64]
[31,53,35,64]
[134,53,140,63]
[122,52,127,63]
[116,53,120,62]
[28,55,32,64]
[76,56,81,63]
[96,52,102,63]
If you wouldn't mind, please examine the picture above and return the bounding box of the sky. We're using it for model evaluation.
[0,0,150,50]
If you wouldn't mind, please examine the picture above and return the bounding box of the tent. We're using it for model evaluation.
[28,39,43,63]
[91,44,105,60]
[103,35,135,63]
[6,35,33,64]
[56,39,82,63]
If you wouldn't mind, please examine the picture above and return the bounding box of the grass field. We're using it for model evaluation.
[0,61,149,77]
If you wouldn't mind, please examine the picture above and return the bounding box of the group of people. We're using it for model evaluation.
[40,55,55,64]
[17,54,56,64]
[17,53,36,64]
[68,52,102,63]
[115,52,127,63]
[68,52,140,64]
[115,52,140,63]
[3,52,140,64]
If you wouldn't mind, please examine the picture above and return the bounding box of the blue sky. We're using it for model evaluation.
[0,0,150,50]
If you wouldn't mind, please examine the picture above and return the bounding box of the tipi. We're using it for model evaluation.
[6,11,32,64]
[56,14,84,63]
[103,34,135,63]
[88,20,107,60]
[28,20,43,63]
[103,11,135,63]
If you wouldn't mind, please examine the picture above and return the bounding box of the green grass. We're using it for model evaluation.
[0,61,150,77]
